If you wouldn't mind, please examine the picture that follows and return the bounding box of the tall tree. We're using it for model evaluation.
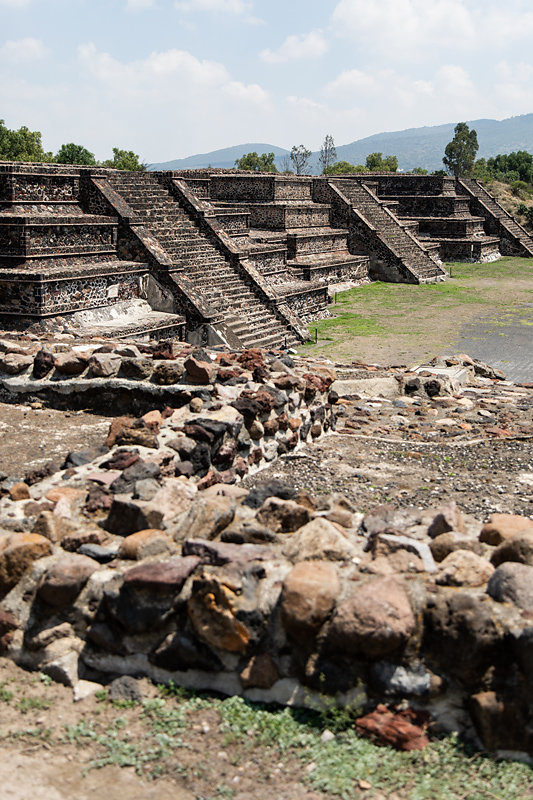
[365,152,398,172]
[234,151,277,172]
[290,144,312,175]
[101,147,145,171]
[319,134,337,173]
[55,142,96,165]
[443,123,479,177]
[0,119,52,162]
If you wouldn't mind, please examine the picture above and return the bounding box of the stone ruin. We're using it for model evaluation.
[1,161,532,347]
[0,335,532,757]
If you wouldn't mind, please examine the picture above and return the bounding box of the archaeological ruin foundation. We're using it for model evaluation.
[2,161,533,346]
[1,161,533,760]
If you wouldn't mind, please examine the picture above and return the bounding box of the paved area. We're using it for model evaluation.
[442,303,533,383]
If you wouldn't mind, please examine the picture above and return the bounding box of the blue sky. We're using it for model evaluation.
[1,0,532,163]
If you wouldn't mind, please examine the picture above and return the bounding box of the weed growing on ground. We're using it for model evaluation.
[16,696,51,714]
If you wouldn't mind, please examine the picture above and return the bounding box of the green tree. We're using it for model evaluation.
[323,160,366,175]
[319,134,337,173]
[0,119,52,162]
[101,147,145,171]
[55,142,96,166]
[412,166,428,175]
[234,151,277,172]
[443,122,478,177]
[364,152,398,172]
[290,144,312,175]
[486,151,533,184]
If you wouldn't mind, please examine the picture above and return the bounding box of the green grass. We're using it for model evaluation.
[57,691,533,798]
[300,256,533,360]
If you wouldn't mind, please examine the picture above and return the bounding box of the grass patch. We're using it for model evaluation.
[299,256,533,363]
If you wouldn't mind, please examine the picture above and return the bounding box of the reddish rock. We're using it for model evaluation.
[281,561,340,637]
[240,654,279,689]
[237,348,265,371]
[0,609,18,653]
[480,513,533,546]
[53,352,88,376]
[116,424,159,449]
[263,418,279,436]
[38,554,99,607]
[233,457,248,477]
[0,353,33,374]
[188,570,251,654]
[328,576,415,660]
[277,412,289,431]
[184,356,217,384]
[152,361,185,385]
[212,439,237,468]
[89,352,121,377]
[182,538,274,565]
[124,556,201,590]
[248,447,264,466]
[272,374,304,391]
[435,550,494,587]
[101,449,140,471]
[256,496,311,533]
[490,530,533,567]
[118,529,173,560]
[105,416,135,448]
[355,704,430,751]
[427,501,465,538]
[32,510,76,543]
[0,533,53,597]
[141,409,163,428]
[430,532,485,562]
[61,528,109,552]
[8,482,31,501]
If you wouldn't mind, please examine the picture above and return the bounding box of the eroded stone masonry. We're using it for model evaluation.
[0,337,532,758]
[2,162,532,347]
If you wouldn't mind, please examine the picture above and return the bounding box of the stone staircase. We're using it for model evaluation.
[331,179,446,283]
[107,172,300,349]
[458,178,533,257]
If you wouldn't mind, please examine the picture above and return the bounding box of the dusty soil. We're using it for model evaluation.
[0,404,110,481]
[299,259,533,370]
[0,658,339,800]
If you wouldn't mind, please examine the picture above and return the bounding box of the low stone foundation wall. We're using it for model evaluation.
[0,339,533,758]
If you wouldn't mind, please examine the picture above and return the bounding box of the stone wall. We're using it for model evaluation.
[0,268,145,317]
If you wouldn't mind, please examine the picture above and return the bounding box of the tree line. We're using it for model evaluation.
[0,119,145,171]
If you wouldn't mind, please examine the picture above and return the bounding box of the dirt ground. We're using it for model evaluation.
[0,404,110,481]
[299,259,533,373]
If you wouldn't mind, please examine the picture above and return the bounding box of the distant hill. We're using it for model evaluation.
[149,143,289,171]
[148,114,533,174]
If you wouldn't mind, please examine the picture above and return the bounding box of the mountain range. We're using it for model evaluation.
[148,113,533,174]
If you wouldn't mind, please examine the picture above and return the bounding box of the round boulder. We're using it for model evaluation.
[327,576,415,660]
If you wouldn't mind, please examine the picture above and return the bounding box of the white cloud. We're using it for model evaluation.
[0,37,48,63]
[223,81,270,106]
[71,43,273,158]
[435,64,475,98]
[78,42,229,97]
[261,31,328,64]
[324,69,375,95]
[331,0,475,53]
[175,0,251,13]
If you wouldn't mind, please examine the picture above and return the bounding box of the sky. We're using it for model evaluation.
[1,0,532,163]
